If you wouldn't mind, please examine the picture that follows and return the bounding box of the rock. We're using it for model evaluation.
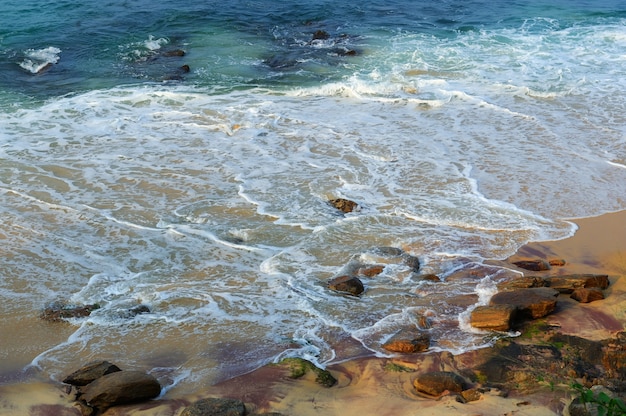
[63,361,122,386]
[40,301,100,322]
[413,371,467,397]
[417,274,441,282]
[180,398,246,416]
[128,304,151,316]
[77,370,161,413]
[489,287,559,320]
[312,30,330,40]
[498,275,546,290]
[570,288,605,303]
[548,258,566,267]
[470,305,516,332]
[328,275,364,296]
[602,332,626,381]
[356,264,385,277]
[512,259,550,271]
[162,49,186,57]
[328,198,359,213]
[545,274,610,294]
[280,358,337,387]
[368,246,420,272]
[461,388,483,402]
[382,331,430,353]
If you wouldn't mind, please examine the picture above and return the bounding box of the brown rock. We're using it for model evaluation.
[413,371,466,397]
[490,287,559,319]
[63,361,121,386]
[498,276,546,290]
[40,301,100,322]
[418,274,441,282]
[78,370,161,412]
[356,264,385,277]
[548,258,566,267]
[512,259,550,271]
[545,274,610,293]
[470,305,516,331]
[570,288,605,303]
[180,398,246,416]
[328,198,359,213]
[162,49,185,57]
[461,388,483,402]
[602,332,626,380]
[382,331,430,353]
[328,275,364,296]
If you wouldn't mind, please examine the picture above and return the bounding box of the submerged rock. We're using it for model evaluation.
[382,330,430,353]
[40,301,100,322]
[279,358,337,387]
[328,198,359,213]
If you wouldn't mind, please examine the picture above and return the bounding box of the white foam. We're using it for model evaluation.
[19,46,61,73]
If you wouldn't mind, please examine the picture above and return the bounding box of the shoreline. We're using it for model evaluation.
[1,211,625,416]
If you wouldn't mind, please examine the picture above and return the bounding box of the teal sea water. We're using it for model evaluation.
[1,0,626,394]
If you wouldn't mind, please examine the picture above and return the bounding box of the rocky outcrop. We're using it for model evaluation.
[470,304,516,332]
[279,358,337,387]
[512,259,550,271]
[180,398,246,416]
[545,274,610,293]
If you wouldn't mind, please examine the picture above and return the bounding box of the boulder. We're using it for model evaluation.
[489,287,559,320]
[470,305,516,332]
[180,398,246,416]
[328,275,364,296]
[63,361,121,386]
[545,274,609,294]
[77,370,161,412]
[382,331,430,353]
[570,288,605,303]
[413,371,467,397]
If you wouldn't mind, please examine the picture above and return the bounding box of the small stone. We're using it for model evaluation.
[548,258,566,267]
[328,198,359,213]
[461,388,482,402]
[356,264,385,277]
[382,332,430,353]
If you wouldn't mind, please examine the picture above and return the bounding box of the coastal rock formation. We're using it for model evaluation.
[76,370,161,414]
[366,246,421,272]
[470,304,516,332]
[545,274,610,293]
[328,274,364,296]
[382,330,430,353]
[570,287,605,303]
[63,361,121,386]
[180,398,246,416]
[512,259,550,271]
[413,371,467,397]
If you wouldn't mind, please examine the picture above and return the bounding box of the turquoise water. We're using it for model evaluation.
[1,0,626,395]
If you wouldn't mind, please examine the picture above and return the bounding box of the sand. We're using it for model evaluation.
[1,211,625,416]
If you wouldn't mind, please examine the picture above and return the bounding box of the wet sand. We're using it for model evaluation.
[1,211,625,416]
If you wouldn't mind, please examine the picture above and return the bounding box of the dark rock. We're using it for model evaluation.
[328,275,364,296]
[128,304,151,316]
[413,371,467,397]
[382,330,430,353]
[470,304,516,332]
[181,64,190,73]
[570,288,605,303]
[77,370,161,412]
[40,301,100,322]
[512,259,550,271]
[328,198,359,213]
[180,398,246,416]
[369,246,420,272]
[489,287,559,320]
[162,49,186,57]
[63,361,122,386]
[312,30,330,40]
[545,274,610,293]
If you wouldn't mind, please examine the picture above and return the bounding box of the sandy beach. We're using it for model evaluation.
[1,211,625,416]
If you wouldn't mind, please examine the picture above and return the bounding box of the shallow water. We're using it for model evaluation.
[1,0,625,395]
